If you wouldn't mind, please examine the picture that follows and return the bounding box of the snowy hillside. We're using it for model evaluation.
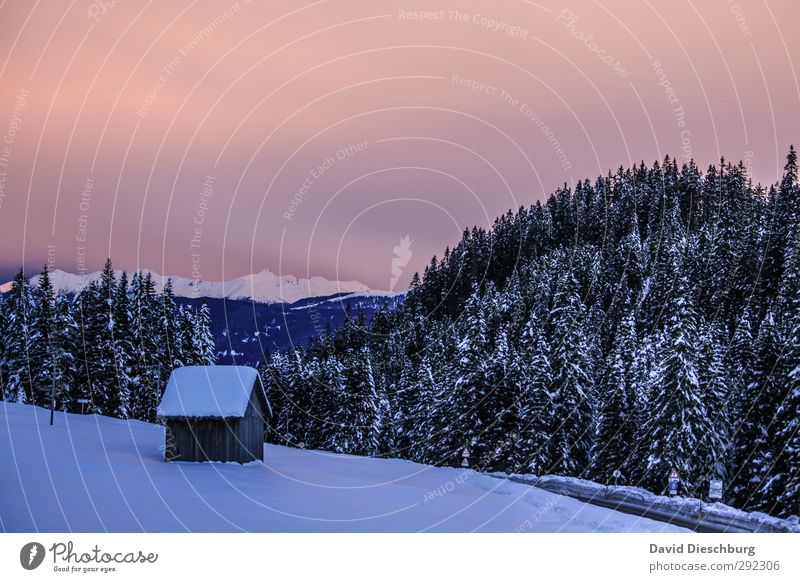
[184,292,405,365]
[0,268,383,304]
[0,403,687,533]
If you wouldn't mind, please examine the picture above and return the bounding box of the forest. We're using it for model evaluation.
[0,261,216,421]
[261,148,800,518]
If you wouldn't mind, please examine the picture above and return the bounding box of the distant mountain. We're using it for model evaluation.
[0,267,385,304]
[180,292,404,366]
[0,267,403,366]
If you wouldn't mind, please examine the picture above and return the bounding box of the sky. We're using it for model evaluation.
[0,0,798,290]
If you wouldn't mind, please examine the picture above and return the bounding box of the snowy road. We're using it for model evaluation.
[0,403,688,533]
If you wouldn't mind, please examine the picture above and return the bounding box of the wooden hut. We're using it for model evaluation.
[157,366,272,463]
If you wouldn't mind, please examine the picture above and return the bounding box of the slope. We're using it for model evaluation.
[0,403,686,533]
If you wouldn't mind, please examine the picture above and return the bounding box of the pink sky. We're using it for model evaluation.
[1,0,798,289]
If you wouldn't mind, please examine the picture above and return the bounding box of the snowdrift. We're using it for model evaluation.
[502,474,800,533]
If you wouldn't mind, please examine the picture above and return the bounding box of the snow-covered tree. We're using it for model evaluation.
[130,271,162,422]
[730,308,785,509]
[514,309,554,476]
[2,270,34,403]
[435,291,490,467]
[643,273,712,494]
[193,302,217,365]
[591,311,637,484]
[697,322,731,488]
[548,281,594,477]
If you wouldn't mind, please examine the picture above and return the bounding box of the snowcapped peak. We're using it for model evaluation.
[1,267,379,304]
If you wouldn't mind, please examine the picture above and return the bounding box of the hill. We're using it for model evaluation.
[261,149,800,519]
[0,402,685,533]
[178,292,403,366]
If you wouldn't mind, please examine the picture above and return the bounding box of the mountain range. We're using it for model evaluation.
[1,267,403,366]
[0,267,384,304]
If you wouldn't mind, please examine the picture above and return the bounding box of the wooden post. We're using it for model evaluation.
[49,361,56,426]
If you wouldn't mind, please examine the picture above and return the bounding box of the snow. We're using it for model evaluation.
[0,403,688,532]
[157,366,262,418]
[288,291,405,311]
[526,475,800,533]
[0,268,375,304]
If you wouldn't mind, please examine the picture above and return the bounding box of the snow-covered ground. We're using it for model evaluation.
[0,403,687,533]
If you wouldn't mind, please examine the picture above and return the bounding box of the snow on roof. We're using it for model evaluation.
[157,366,265,418]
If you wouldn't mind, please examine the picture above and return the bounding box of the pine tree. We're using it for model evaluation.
[434,291,489,467]
[158,279,179,388]
[130,271,162,421]
[318,355,347,452]
[730,308,785,509]
[389,358,416,458]
[591,311,637,484]
[75,261,121,416]
[110,271,133,418]
[340,345,379,456]
[0,294,8,398]
[627,332,660,483]
[30,266,56,406]
[175,305,197,366]
[760,227,800,515]
[515,309,554,476]
[697,322,731,490]
[772,345,800,516]
[727,307,757,418]
[548,280,594,477]
[263,350,291,444]
[481,326,520,472]
[2,270,33,402]
[193,302,216,365]
[762,146,799,299]
[50,293,79,411]
[27,268,79,412]
[284,350,312,447]
[643,273,712,495]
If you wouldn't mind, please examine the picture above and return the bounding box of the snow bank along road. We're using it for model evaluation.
[0,403,688,533]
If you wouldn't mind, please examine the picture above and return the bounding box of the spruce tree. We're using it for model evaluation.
[318,355,347,453]
[0,294,8,398]
[194,302,217,365]
[697,322,731,490]
[515,309,554,476]
[75,261,120,416]
[340,345,379,456]
[130,271,162,421]
[627,332,660,483]
[110,271,133,418]
[481,326,520,472]
[2,270,33,403]
[730,308,785,509]
[591,311,637,484]
[643,273,712,495]
[760,228,800,515]
[50,293,79,412]
[30,266,56,406]
[436,291,489,467]
[175,305,197,366]
[548,280,594,477]
[772,343,800,517]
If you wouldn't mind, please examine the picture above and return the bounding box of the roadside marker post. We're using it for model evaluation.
[668,468,680,496]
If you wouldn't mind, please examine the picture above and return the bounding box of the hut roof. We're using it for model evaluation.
[157,366,268,418]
